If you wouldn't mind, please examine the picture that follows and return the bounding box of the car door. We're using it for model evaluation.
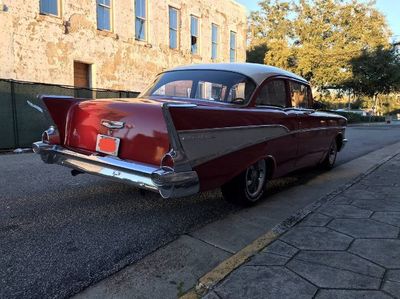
[288,81,327,169]
[254,78,298,176]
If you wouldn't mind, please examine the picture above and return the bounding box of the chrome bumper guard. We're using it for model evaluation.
[32,142,199,199]
[341,138,348,150]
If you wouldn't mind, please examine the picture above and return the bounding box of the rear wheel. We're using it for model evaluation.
[221,159,268,206]
[321,140,338,170]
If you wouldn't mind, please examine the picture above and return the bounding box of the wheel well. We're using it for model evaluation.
[336,134,344,152]
[264,156,276,179]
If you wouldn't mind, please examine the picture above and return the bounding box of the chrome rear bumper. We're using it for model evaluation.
[32,142,199,198]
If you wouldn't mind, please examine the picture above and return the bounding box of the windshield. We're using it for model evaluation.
[141,70,256,105]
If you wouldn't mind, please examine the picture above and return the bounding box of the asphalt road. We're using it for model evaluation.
[1,124,400,299]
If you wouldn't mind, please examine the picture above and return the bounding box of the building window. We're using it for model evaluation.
[40,0,59,16]
[211,23,218,60]
[169,7,179,49]
[135,0,146,40]
[97,0,112,31]
[190,15,199,54]
[230,31,236,62]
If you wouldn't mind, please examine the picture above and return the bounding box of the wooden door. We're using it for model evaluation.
[74,62,90,88]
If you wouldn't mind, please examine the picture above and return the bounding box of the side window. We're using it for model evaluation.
[290,82,310,108]
[256,80,287,108]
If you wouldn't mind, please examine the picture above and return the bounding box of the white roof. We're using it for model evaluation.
[169,63,308,85]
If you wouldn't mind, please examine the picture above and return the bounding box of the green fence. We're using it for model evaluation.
[0,79,139,149]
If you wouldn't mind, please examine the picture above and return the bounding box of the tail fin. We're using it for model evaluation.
[39,95,78,144]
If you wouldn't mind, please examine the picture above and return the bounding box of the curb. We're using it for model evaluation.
[181,152,399,299]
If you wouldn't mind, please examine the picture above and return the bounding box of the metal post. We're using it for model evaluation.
[10,80,19,148]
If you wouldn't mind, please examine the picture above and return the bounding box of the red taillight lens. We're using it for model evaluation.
[161,153,174,169]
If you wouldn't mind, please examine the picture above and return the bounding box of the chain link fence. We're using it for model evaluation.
[0,79,139,150]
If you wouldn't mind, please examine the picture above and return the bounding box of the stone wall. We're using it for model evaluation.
[0,0,247,92]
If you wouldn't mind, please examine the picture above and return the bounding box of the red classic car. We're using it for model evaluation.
[33,63,347,205]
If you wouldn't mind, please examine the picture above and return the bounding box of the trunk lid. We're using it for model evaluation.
[64,98,170,166]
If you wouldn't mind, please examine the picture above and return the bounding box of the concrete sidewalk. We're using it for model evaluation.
[202,154,400,299]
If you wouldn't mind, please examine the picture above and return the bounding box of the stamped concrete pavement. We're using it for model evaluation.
[204,154,400,299]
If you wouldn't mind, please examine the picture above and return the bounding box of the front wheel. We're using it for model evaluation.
[321,140,338,170]
[221,159,268,206]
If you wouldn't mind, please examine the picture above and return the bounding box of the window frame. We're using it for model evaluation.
[190,15,200,55]
[229,31,237,62]
[135,0,147,41]
[169,6,179,50]
[211,23,219,60]
[97,0,113,32]
[39,0,60,17]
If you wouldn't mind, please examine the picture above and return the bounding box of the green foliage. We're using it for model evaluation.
[326,111,385,123]
[247,43,268,64]
[345,46,400,97]
[248,0,392,89]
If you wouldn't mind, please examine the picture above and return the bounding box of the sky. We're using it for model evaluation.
[236,0,400,41]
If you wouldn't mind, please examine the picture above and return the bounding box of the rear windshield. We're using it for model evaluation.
[141,70,256,105]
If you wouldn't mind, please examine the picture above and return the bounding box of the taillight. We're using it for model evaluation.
[161,152,175,170]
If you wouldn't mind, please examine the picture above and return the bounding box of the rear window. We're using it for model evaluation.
[142,70,256,105]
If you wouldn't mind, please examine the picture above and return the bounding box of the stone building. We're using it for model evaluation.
[0,0,247,92]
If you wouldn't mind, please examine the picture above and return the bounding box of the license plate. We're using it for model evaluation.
[96,134,120,156]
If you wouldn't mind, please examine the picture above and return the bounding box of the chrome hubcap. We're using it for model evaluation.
[246,160,266,198]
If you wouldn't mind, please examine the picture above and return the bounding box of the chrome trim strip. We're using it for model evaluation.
[178,124,290,135]
[161,103,196,171]
[32,141,199,198]
[178,125,290,166]
[101,119,125,129]
[176,125,346,166]
[292,126,346,134]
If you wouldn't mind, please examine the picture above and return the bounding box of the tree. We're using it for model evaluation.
[247,0,294,67]
[345,46,400,114]
[248,0,392,89]
[246,43,268,64]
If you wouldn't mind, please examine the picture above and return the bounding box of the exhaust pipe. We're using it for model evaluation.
[71,169,84,176]
[32,142,52,154]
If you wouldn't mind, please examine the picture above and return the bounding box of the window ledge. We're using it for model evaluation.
[129,38,153,48]
[36,13,63,24]
[191,54,202,60]
[97,29,118,39]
